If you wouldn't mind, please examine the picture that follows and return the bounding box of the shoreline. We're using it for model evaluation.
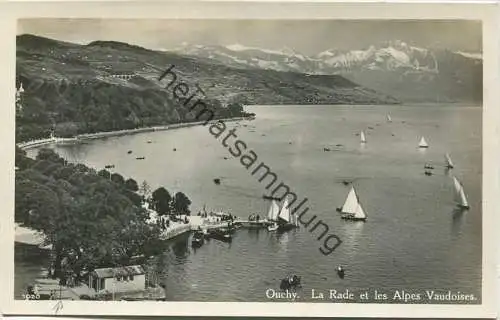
[17,116,252,150]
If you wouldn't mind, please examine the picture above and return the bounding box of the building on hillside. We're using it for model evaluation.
[16,82,24,113]
[104,71,137,80]
[88,265,146,293]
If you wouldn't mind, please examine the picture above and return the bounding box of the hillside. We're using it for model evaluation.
[172,40,482,103]
[16,34,399,142]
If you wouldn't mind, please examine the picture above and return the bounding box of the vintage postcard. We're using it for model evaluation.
[0,1,497,318]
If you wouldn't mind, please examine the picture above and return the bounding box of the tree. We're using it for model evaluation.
[15,146,27,167]
[14,147,164,281]
[36,148,64,164]
[172,192,192,216]
[227,102,244,116]
[97,169,111,180]
[110,173,125,185]
[151,187,172,216]
[124,178,139,192]
[139,180,151,198]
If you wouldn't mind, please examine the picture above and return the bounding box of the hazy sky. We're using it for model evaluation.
[18,19,482,54]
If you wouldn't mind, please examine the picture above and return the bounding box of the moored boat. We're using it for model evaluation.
[209,228,232,242]
[191,231,204,247]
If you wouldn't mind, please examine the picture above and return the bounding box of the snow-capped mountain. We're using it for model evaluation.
[169,41,482,103]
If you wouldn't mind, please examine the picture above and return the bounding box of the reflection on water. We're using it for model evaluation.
[341,221,365,263]
[451,207,468,237]
[172,234,190,260]
[418,148,427,155]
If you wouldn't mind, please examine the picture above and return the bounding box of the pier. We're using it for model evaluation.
[156,215,271,241]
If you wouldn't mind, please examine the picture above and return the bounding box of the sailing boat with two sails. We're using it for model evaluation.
[452,176,469,210]
[387,114,392,123]
[267,196,299,232]
[336,186,367,221]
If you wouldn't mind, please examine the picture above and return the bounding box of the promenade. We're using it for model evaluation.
[17,117,251,150]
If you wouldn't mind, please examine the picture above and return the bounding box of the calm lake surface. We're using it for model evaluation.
[19,105,482,303]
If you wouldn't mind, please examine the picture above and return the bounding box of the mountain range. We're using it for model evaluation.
[16,34,399,141]
[170,40,482,103]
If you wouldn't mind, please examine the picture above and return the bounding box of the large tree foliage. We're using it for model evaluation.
[15,147,167,280]
[151,187,172,216]
[172,192,192,215]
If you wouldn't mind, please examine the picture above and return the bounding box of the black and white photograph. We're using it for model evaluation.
[1,1,498,318]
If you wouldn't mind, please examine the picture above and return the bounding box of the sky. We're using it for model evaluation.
[17,19,482,55]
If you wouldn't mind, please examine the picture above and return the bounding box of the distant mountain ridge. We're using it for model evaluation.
[170,40,482,103]
[15,34,399,141]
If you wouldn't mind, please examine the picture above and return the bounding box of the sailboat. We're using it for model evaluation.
[418,136,429,148]
[445,153,454,169]
[452,176,469,209]
[277,197,298,231]
[267,200,280,231]
[387,114,392,123]
[360,131,367,144]
[337,186,367,221]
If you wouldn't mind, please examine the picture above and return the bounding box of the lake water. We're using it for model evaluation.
[19,104,482,303]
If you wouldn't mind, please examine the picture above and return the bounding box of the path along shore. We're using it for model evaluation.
[17,116,252,150]
[15,116,253,246]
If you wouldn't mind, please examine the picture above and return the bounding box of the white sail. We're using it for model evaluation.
[419,136,428,148]
[453,176,469,208]
[267,200,280,221]
[353,203,367,219]
[459,187,469,208]
[360,131,366,143]
[341,187,359,214]
[387,114,392,122]
[445,153,454,168]
[452,176,461,194]
[278,197,291,223]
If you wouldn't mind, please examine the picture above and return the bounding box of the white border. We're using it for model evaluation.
[0,1,497,318]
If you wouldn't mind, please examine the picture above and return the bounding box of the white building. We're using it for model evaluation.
[16,82,24,112]
[88,265,146,294]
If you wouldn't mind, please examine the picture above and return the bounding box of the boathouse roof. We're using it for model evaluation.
[92,265,145,278]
